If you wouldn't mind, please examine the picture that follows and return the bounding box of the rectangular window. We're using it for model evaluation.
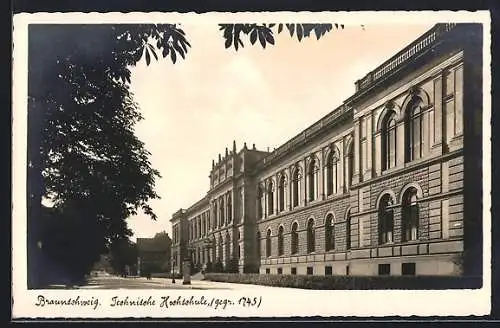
[307,267,313,275]
[265,268,270,275]
[346,265,350,276]
[291,267,297,275]
[277,267,283,275]
[325,266,333,276]
[378,264,391,276]
[402,263,416,275]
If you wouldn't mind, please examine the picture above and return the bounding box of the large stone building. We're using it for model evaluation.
[170,23,483,277]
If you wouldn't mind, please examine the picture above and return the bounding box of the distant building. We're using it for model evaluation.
[136,232,172,276]
[171,23,483,277]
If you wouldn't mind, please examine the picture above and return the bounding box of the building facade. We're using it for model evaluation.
[136,232,172,276]
[170,23,483,277]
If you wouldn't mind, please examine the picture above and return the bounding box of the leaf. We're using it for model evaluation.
[264,30,275,45]
[147,44,158,61]
[145,48,151,66]
[170,48,177,64]
[278,23,283,33]
[286,23,295,37]
[250,29,258,45]
[224,37,232,49]
[258,30,266,48]
[296,24,303,42]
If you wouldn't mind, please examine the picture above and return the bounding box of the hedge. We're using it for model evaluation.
[203,273,482,290]
[151,272,183,279]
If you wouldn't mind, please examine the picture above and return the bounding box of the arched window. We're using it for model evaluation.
[267,180,274,216]
[266,229,272,257]
[292,167,301,207]
[406,98,424,162]
[227,194,232,223]
[325,214,335,251]
[326,151,338,196]
[212,201,218,228]
[307,218,315,253]
[219,198,225,226]
[278,226,284,256]
[346,209,351,250]
[278,174,287,212]
[402,188,419,242]
[378,194,395,245]
[308,158,319,201]
[257,185,264,219]
[291,222,299,255]
[346,142,354,189]
[382,112,397,170]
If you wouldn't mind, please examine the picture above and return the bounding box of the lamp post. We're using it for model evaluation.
[171,256,175,284]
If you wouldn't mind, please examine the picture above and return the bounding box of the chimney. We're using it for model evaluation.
[252,143,256,150]
[225,147,228,157]
[218,153,221,161]
[243,142,248,150]
[212,159,215,168]
[233,140,237,153]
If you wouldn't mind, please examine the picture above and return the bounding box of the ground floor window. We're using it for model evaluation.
[378,263,391,275]
[346,265,350,276]
[265,268,270,274]
[307,267,313,275]
[291,267,297,275]
[325,266,332,276]
[402,263,416,275]
[277,267,283,275]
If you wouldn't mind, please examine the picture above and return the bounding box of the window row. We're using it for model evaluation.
[211,192,233,229]
[188,211,210,241]
[257,145,354,219]
[261,210,352,258]
[260,186,422,256]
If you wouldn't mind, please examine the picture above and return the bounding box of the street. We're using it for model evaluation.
[75,273,286,290]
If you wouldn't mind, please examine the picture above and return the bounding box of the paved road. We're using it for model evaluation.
[76,274,291,291]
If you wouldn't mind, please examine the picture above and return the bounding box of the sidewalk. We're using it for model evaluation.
[147,276,299,291]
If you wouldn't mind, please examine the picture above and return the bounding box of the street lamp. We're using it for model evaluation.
[171,256,175,284]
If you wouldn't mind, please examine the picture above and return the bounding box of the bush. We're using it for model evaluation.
[203,273,482,290]
[151,272,182,279]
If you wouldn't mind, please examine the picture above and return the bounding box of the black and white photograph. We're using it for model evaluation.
[12,11,491,318]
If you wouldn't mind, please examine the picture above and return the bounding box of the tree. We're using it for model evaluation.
[27,23,337,288]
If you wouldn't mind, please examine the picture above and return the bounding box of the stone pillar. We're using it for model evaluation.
[396,122,405,167]
[288,167,293,210]
[352,119,361,184]
[303,159,308,206]
[374,132,382,176]
[318,151,324,199]
[338,141,344,194]
[422,110,430,157]
[365,114,373,180]
[432,76,443,151]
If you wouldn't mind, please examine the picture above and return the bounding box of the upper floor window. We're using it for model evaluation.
[292,167,302,207]
[346,141,354,189]
[307,218,315,253]
[267,180,275,216]
[227,194,232,223]
[406,98,424,162]
[266,229,272,257]
[325,214,334,251]
[402,187,419,242]
[278,225,284,256]
[382,112,397,170]
[378,194,395,245]
[278,174,287,212]
[326,151,338,196]
[291,222,299,255]
[307,158,319,202]
[256,231,261,258]
[219,198,225,226]
[257,185,264,219]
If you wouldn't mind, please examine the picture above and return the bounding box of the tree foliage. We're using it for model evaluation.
[218,23,342,51]
[27,22,335,287]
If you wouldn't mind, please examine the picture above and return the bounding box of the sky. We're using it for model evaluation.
[126,22,435,241]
